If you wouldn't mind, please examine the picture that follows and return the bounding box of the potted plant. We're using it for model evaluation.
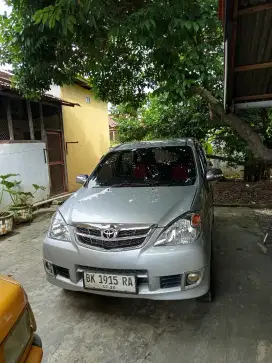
[3,178,45,223]
[0,174,16,236]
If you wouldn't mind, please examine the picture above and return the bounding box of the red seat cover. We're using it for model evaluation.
[133,164,147,179]
[171,165,188,181]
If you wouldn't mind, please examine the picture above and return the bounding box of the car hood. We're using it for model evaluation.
[60,185,197,227]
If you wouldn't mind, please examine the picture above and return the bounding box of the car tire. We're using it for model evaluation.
[32,333,42,348]
[197,246,215,303]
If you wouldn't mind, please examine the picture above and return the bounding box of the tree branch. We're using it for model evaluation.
[194,86,272,163]
[207,154,244,165]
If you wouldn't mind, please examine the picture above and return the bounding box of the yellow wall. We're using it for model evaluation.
[61,84,109,191]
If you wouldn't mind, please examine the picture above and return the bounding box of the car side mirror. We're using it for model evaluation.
[76,174,88,185]
[206,168,223,182]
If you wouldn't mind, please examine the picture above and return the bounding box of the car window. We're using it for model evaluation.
[119,151,134,176]
[95,153,118,182]
[196,144,207,174]
[200,146,208,168]
[89,146,197,187]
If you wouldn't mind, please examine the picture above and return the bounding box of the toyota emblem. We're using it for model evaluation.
[102,228,117,239]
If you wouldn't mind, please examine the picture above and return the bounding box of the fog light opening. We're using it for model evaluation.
[44,260,55,276]
[186,272,200,286]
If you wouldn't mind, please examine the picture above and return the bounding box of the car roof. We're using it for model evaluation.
[112,138,196,151]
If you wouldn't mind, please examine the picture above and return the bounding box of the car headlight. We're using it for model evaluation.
[48,211,71,241]
[154,213,201,246]
[4,309,32,363]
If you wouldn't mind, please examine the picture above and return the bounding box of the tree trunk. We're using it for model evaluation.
[195,87,272,164]
[244,162,269,182]
[244,152,270,182]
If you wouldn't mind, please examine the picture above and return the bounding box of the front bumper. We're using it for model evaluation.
[43,229,210,301]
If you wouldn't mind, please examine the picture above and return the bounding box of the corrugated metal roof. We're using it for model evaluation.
[0,71,79,107]
[224,0,272,109]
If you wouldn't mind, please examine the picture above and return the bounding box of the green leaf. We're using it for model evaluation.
[55,11,61,22]
[20,192,34,197]
[184,21,192,30]
[48,16,56,29]
[4,188,17,195]
[193,22,199,32]
[0,174,19,180]
[67,22,74,33]
[33,14,42,25]
[33,10,43,25]
[32,184,45,191]
[69,15,76,25]
[150,19,156,28]
[42,12,49,25]
[1,180,20,189]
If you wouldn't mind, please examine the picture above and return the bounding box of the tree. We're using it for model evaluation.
[1,0,272,162]
[112,93,211,143]
[211,108,272,181]
[113,95,272,181]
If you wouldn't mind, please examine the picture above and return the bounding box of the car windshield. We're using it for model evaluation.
[88,146,197,187]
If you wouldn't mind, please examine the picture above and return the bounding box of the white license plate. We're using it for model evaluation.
[83,271,136,293]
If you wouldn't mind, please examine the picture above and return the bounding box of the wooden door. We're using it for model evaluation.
[46,131,66,195]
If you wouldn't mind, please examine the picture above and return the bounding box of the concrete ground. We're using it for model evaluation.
[1,207,272,363]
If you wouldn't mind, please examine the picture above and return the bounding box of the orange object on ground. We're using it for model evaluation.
[25,346,43,363]
[0,275,43,363]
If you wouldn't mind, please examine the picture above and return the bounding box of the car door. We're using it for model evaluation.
[195,143,213,252]
[199,145,214,226]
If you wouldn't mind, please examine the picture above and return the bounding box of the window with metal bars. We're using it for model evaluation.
[0,95,62,141]
[1,98,43,141]
[11,99,31,140]
[31,102,42,140]
[0,98,9,140]
[43,104,62,130]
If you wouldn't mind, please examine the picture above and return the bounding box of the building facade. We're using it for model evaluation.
[0,72,109,206]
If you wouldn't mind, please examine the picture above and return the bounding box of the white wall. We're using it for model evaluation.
[47,85,61,98]
[212,159,244,178]
[0,143,50,207]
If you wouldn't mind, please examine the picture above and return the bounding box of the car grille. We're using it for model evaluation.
[160,275,181,289]
[75,226,152,251]
[76,227,101,237]
[54,265,70,279]
[118,228,150,238]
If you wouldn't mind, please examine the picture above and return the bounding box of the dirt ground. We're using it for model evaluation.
[214,181,272,206]
[1,207,272,363]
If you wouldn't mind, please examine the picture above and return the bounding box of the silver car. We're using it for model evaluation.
[43,139,222,301]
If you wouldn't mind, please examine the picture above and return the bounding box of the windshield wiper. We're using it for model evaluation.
[109,181,152,187]
[109,182,137,187]
[145,180,160,186]
[98,180,163,188]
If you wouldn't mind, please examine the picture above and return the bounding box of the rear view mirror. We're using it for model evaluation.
[76,174,88,185]
[206,168,223,182]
